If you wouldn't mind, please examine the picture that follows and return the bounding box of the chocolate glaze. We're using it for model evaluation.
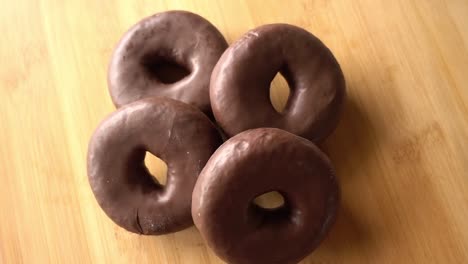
[210,24,346,142]
[108,11,228,115]
[192,128,339,264]
[87,97,222,235]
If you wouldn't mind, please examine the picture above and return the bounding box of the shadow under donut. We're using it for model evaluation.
[302,92,383,263]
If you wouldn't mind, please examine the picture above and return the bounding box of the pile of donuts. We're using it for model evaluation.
[88,11,345,264]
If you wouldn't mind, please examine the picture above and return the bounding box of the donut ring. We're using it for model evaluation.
[108,11,228,114]
[210,24,346,141]
[192,128,339,264]
[87,97,222,235]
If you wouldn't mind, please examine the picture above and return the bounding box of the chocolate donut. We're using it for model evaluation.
[108,11,228,114]
[192,128,339,264]
[210,24,346,142]
[87,97,222,235]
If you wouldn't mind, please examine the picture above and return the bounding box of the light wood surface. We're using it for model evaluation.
[1,1,468,263]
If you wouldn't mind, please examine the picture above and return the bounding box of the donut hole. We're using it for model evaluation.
[144,152,167,186]
[253,191,285,210]
[142,54,190,84]
[269,72,290,114]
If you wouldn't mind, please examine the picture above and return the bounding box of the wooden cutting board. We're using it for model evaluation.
[1,0,467,263]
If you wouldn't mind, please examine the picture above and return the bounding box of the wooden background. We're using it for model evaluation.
[1,0,468,263]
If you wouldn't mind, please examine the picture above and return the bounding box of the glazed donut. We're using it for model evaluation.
[108,11,228,115]
[210,24,345,142]
[87,97,222,235]
[192,128,339,264]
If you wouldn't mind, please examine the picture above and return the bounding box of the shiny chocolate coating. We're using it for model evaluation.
[210,24,346,142]
[192,128,339,264]
[88,97,222,235]
[108,11,228,115]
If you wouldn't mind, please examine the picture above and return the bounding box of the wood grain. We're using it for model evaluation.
[1,0,468,263]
